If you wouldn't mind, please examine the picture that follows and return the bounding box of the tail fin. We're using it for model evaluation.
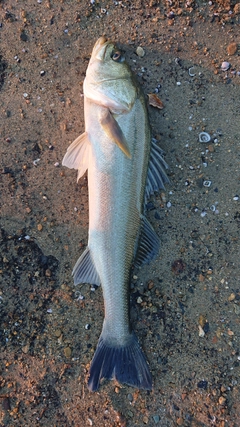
[88,333,152,391]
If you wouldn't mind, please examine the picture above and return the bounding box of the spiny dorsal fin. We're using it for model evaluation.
[62,132,90,181]
[72,247,101,286]
[145,138,169,202]
[134,216,160,267]
[99,109,131,158]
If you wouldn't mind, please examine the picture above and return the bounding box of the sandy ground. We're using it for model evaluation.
[0,1,240,426]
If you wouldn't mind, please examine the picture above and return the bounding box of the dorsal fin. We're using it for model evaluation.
[145,138,169,202]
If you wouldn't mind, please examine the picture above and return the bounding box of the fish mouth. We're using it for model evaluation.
[94,36,108,50]
[92,36,113,61]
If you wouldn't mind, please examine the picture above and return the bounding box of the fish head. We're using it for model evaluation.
[84,37,137,113]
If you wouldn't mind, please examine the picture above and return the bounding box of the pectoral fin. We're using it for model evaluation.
[100,109,131,158]
[62,132,90,181]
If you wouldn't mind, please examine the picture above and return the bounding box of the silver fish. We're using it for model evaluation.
[62,37,169,391]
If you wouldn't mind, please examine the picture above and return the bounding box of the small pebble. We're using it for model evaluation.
[64,347,72,358]
[227,42,237,56]
[148,281,154,290]
[136,46,145,57]
[143,416,149,424]
[234,3,240,13]
[2,397,11,411]
[127,393,133,402]
[219,396,226,405]
[208,144,215,152]
[22,344,30,354]
[153,415,160,424]
[37,223,43,231]
[199,314,206,328]
[45,269,51,277]
[228,293,235,301]
[197,380,208,390]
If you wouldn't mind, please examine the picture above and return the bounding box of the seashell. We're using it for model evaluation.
[147,93,164,109]
[221,61,230,71]
[203,180,212,187]
[199,132,211,143]
[188,67,196,77]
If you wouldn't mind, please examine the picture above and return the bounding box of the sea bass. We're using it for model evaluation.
[62,37,169,391]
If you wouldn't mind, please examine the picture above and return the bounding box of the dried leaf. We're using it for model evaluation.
[148,93,164,109]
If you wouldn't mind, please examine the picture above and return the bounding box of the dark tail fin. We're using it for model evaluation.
[88,333,152,391]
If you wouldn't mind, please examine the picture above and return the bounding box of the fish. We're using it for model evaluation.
[62,36,169,391]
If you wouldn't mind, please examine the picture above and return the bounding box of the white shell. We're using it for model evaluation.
[188,67,196,77]
[221,61,230,71]
[199,132,211,143]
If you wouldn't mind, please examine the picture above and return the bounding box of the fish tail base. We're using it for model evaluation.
[88,333,152,391]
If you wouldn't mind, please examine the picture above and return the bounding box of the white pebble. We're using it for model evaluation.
[136,46,145,57]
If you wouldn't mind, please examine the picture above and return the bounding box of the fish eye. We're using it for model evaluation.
[111,50,124,63]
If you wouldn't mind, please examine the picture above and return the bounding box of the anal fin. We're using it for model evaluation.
[72,247,101,286]
[134,216,160,267]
